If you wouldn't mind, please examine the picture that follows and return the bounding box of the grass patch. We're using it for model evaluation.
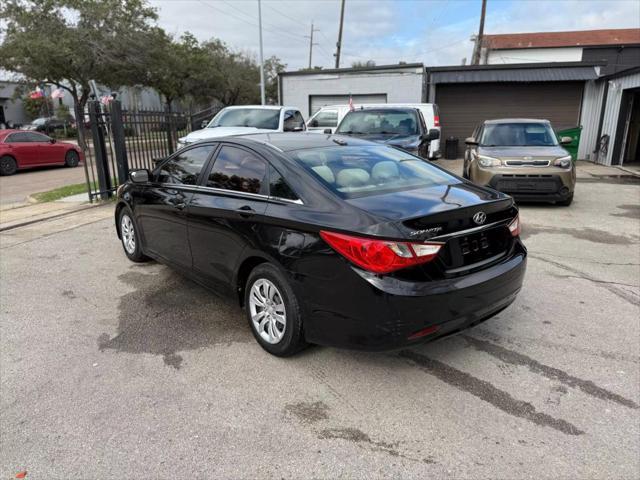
[32,182,93,203]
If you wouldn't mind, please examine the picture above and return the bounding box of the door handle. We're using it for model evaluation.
[170,192,186,210]
[236,205,256,218]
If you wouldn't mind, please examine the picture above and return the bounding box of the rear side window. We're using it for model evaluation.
[311,110,338,127]
[269,165,299,201]
[157,145,214,185]
[292,145,458,199]
[207,146,267,194]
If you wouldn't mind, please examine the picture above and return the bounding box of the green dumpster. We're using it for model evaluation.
[556,126,582,161]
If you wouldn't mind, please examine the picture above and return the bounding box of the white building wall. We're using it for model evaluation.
[281,67,424,118]
[486,47,583,64]
[578,79,606,160]
[600,72,640,165]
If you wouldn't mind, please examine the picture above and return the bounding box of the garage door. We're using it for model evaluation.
[309,94,387,115]
[436,82,584,157]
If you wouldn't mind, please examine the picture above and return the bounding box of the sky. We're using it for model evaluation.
[150,0,640,70]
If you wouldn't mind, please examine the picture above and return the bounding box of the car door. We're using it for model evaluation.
[26,132,65,165]
[136,144,215,267]
[187,144,269,287]
[3,132,43,166]
[464,124,482,177]
[416,111,430,159]
[308,109,339,133]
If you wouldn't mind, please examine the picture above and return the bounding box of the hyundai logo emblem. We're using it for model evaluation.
[473,211,487,225]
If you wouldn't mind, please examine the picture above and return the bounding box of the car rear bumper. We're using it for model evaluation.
[294,241,527,351]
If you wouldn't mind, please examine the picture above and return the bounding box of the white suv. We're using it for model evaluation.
[177,105,306,149]
[308,103,441,159]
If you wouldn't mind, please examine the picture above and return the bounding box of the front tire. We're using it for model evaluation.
[65,150,80,167]
[0,155,17,176]
[245,263,307,356]
[119,208,149,262]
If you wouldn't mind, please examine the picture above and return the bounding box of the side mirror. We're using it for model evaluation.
[323,128,332,134]
[465,137,478,146]
[309,119,318,127]
[560,136,573,145]
[49,138,56,144]
[129,169,150,183]
[200,120,208,129]
[423,128,440,141]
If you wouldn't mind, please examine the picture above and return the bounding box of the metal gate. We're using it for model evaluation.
[78,96,194,201]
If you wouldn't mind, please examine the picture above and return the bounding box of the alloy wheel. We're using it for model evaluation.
[120,214,136,254]
[249,279,286,344]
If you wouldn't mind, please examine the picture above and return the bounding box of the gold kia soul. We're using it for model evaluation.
[463,119,576,206]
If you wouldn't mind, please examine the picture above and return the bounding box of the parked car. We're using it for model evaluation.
[115,133,526,356]
[22,116,75,135]
[176,106,306,149]
[464,119,576,206]
[334,107,439,159]
[0,130,83,175]
[308,103,441,158]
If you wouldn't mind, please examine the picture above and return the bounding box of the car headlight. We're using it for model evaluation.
[554,155,572,168]
[477,154,501,167]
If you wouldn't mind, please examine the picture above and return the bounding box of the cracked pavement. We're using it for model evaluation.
[0,177,639,479]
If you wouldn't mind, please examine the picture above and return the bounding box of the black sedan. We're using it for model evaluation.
[115,133,526,356]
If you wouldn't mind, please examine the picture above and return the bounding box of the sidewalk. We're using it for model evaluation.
[0,200,99,231]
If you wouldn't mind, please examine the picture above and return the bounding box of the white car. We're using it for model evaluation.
[177,105,306,149]
[307,103,441,159]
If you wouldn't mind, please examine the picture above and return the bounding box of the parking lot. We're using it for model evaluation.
[1,169,639,478]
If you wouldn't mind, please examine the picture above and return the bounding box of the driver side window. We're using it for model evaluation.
[157,145,214,185]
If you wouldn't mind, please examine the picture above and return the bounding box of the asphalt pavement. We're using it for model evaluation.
[0,176,639,479]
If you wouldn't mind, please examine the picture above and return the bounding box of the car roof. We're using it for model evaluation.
[231,132,380,152]
[221,105,292,111]
[345,107,419,114]
[484,118,550,124]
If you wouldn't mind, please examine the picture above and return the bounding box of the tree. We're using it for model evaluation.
[351,60,376,68]
[201,40,260,106]
[141,30,213,109]
[0,0,158,114]
[264,56,286,105]
[22,95,54,120]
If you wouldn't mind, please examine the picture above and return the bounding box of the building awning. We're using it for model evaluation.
[430,63,600,84]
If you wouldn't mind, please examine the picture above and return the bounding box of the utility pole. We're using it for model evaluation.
[472,0,487,65]
[306,22,319,69]
[334,0,345,68]
[258,0,266,104]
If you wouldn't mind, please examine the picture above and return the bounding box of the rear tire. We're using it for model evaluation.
[118,207,150,262]
[0,155,17,176]
[245,263,307,356]
[65,150,80,167]
[557,194,573,206]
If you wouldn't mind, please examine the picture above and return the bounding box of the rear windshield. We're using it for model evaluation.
[208,108,280,130]
[336,110,419,135]
[291,145,457,199]
[480,122,558,147]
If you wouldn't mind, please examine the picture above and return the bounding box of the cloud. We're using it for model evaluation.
[149,0,639,70]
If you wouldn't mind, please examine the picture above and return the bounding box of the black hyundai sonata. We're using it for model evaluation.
[115,133,526,356]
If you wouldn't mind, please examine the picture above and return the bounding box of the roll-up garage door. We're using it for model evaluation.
[436,82,584,157]
[309,94,387,115]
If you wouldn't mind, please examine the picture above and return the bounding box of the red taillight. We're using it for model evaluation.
[508,215,520,237]
[433,115,440,127]
[319,230,442,274]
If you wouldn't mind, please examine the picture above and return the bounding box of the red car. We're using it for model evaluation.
[0,129,84,176]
